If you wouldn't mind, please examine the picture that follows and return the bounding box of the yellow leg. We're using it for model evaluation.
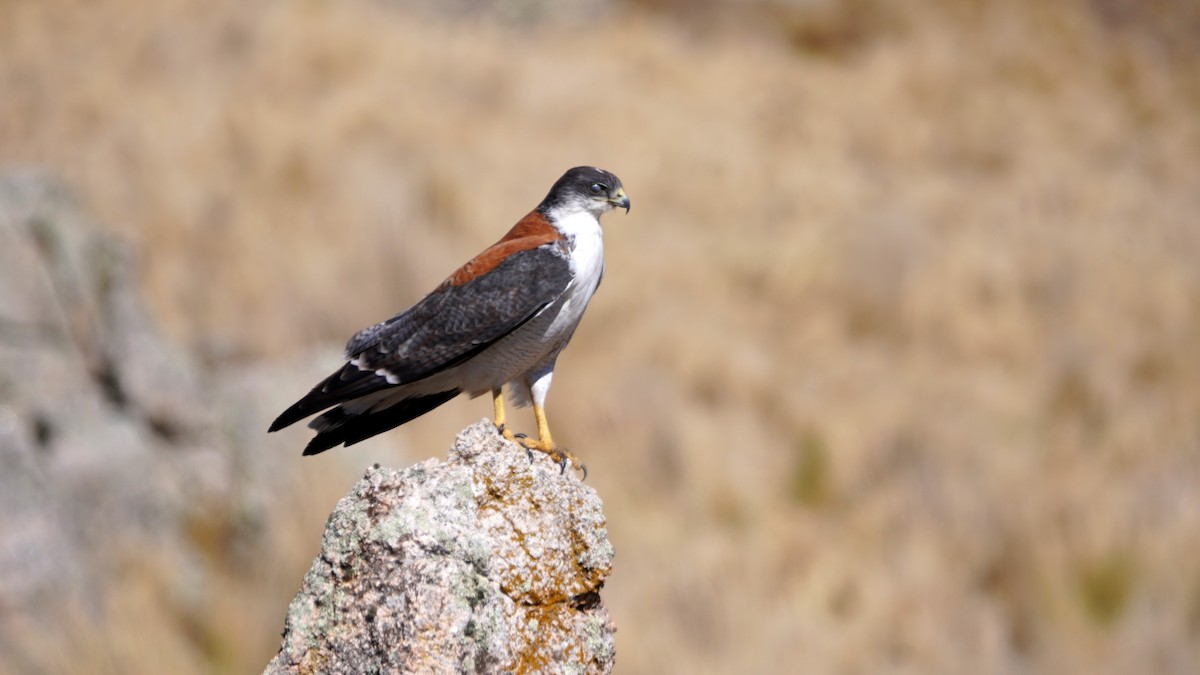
[493,389,516,441]
[518,402,585,477]
[532,402,554,451]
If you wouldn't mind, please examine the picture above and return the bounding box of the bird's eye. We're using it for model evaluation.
[589,183,604,194]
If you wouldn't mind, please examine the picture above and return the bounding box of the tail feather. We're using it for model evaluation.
[301,389,460,456]
[268,363,393,433]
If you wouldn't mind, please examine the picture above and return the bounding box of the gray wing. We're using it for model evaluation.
[269,246,572,431]
[347,246,573,379]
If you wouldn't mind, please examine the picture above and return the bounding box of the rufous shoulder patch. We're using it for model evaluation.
[445,210,563,286]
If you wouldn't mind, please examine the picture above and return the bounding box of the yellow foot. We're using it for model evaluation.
[515,436,588,480]
[496,421,518,442]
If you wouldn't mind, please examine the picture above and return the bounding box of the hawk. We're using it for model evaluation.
[269,166,629,472]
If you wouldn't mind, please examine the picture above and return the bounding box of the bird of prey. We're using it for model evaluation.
[269,166,629,473]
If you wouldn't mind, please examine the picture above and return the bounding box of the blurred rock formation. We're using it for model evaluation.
[0,170,266,633]
[265,420,616,674]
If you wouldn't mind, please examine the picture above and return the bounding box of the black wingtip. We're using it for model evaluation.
[297,389,460,457]
[301,437,337,456]
[269,362,399,435]
[268,403,310,433]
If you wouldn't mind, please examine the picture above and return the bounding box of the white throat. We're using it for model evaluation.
[546,204,605,294]
[548,207,603,241]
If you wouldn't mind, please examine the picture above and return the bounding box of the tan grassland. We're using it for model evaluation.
[3,0,1200,672]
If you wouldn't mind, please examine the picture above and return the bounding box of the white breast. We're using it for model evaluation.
[553,209,605,319]
[523,209,604,358]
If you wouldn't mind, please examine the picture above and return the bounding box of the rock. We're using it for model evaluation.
[265,421,616,675]
[0,170,265,620]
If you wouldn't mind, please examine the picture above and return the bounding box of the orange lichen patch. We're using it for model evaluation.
[445,210,562,286]
[509,603,589,674]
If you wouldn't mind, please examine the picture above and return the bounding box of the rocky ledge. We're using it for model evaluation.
[265,421,616,674]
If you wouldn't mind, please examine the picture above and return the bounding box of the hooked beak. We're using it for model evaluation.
[611,188,630,214]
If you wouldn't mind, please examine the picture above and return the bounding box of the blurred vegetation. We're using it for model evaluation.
[2,0,1200,673]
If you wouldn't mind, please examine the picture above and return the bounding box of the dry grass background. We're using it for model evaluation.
[3,0,1200,672]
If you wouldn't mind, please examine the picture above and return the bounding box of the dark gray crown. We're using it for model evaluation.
[539,166,624,210]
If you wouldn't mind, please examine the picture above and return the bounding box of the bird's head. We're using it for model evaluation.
[540,166,630,219]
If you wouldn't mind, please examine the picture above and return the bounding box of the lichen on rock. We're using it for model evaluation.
[265,421,616,674]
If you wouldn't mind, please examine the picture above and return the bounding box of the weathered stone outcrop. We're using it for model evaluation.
[0,172,287,672]
[265,421,616,674]
[0,171,230,612]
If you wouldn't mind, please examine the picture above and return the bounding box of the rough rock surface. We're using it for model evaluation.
[265,421,616,674]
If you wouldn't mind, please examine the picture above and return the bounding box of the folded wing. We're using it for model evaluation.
[269,245,573,434]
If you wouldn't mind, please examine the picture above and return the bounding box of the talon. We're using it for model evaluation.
[542,446,586,479]
[513,432,528,440]
[495,420,518,443]
[559,447,586,480]
[512,431,587,479]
